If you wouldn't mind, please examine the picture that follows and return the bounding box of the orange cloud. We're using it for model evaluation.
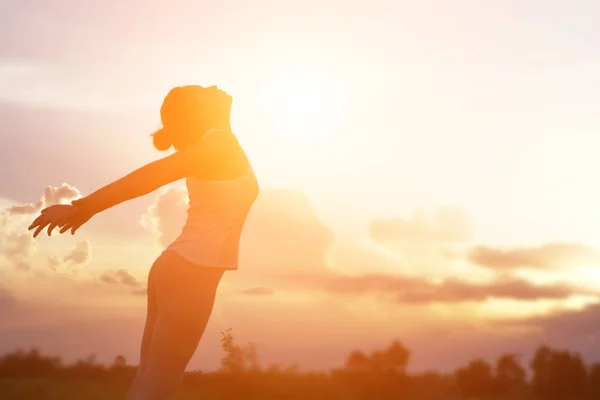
[99,269,143,289]
[468,243,600,270]
[238,188,334,275]
[139,188,591,305]
[0,287,18,313]
[370,206,474,245]
[142,187,335,280]
[238,287,275,296]
[47,254,61,270]
[281,271,587,304]
[1,185,598,372]
[63,240,91,265]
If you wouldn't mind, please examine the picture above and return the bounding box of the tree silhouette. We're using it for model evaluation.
[111,354,127,368]
[531,345,587,400]
[344,340,410,374]
[5,339,600,399]
[0,348,62,378]
[456,359,495,399]
[379,340,410,374]
[588,362,600,398]
[495,353,526,397]
[345,350,371,373]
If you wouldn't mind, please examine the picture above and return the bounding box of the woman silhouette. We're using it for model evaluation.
[28,85,260,400]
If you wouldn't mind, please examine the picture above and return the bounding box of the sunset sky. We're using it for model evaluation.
[2,0,600,373]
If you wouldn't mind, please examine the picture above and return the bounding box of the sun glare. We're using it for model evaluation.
[258,66,347,143]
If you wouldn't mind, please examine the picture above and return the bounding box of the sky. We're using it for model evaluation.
[2,0,600,373]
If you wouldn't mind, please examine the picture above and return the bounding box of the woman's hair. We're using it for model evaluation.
[152,85,233,151]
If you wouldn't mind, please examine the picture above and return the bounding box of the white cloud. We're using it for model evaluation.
[141,186,188,248]
[0,183,84,270]
[63,240,91,265]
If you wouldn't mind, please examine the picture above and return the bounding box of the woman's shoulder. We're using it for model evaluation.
[186,129,249,179]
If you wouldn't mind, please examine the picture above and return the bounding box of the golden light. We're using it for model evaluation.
[258,65,348,143]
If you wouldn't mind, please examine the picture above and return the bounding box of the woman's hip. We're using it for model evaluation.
[149,250,226,301]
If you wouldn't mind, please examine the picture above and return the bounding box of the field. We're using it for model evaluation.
[0,374,430,400]
[0,378,130,400]
[0,375,385,400]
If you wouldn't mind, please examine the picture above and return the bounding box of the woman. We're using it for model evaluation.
[28,85,260,400]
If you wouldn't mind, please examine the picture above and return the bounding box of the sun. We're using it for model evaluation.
[258,66,347,143]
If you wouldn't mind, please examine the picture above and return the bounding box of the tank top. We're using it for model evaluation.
[166,129,259,269]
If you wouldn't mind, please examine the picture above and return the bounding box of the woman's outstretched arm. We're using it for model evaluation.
[75,131,238,215]
[28,132,241,237]
[28,153,193,238]
[74,152,190,214]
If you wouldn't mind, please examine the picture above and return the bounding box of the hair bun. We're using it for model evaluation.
[152,128,172,151]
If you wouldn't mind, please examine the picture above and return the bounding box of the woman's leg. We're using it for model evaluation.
[125,258,160,400]
[131,251,225,400]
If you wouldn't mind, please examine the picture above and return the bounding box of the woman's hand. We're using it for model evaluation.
[58,202,94,235]
[28,204,93,238]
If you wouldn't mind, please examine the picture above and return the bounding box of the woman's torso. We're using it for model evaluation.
[166,129,259,269]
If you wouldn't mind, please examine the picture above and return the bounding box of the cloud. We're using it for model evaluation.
[4,183,82,217]
[141,186,189,248]
[41,183,82,207]
[468,243,600,271]
[238,188,335,274]
[5,202,42,215]
[1,208,36,271]
[490,302,600,366]
[13,260,30,271]
[0,183,81,221]
[0,230,36,270]
[370,206,475,246]
[141,187,587,305]
[284,271,589,304]
[0,287,18,314]
[0,183,84,271]
[99,269,142,289]
[42,241,92,272]
[63,240,91,265]
[47,254,61,270]
[115,270,141,287]
[132,288,147,296]
[394,276,582,304]
[99,274,118,284]
[239,287,275,296]
[529,304,600,344]
[142,187,335,278]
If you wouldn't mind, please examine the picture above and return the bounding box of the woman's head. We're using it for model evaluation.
[152,85,233,151]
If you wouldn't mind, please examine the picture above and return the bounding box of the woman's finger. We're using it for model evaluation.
[40,205,55,215]
[59,223,74,235]
[30,217,48,237]
[28,215,45,231]
[33,222,48,238]
[47,219,64,236]
[71,222,84,235]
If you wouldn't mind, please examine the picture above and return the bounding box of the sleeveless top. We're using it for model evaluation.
[166,129,259,269]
